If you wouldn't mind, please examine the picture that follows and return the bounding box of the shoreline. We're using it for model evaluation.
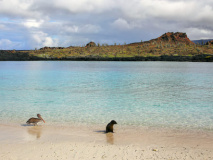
[1,120,213,134]
[0,51,213,62]
[1,123,213,144]
[1,123,213,159]
[1,55,213,62]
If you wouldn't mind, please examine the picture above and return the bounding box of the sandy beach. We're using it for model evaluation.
[0,124,212,160]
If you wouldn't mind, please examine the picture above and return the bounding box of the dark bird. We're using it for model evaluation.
[26,114,45,126]
[106,120,117,133]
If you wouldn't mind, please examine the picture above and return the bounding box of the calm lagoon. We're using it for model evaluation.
[0,61,213,131]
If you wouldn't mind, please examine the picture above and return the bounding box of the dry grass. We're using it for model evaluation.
[28,42,213,59]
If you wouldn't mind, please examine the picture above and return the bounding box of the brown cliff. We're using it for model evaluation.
[150,32,194,44]
[86,41,96,47]
[129,32,194,46]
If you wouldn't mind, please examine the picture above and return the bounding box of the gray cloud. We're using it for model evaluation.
[0,0,213,49]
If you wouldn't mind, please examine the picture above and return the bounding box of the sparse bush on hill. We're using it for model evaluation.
[1,32,213,61]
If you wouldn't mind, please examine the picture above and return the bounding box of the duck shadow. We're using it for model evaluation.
[21,123,43,127]
[94,130,106,134]
[20,124,43,139]
[21,124,34,127]
[27,126,42,139]
[106,132,114,144]
[94,130,114,144]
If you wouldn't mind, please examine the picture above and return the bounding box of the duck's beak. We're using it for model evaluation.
[41,117,45,123]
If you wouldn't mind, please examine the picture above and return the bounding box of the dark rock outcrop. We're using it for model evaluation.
[150,32,194,44]
[86,42,96,47]
[129,32,194,46]
[39,47,64,50]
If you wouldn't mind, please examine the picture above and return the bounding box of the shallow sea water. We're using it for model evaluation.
[0,61,213,130]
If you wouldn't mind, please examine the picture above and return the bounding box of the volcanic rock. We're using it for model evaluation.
[86,41,96,47]
[150,32,194,44]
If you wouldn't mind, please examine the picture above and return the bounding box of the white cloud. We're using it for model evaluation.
[0,0,39,18]
[186,28,213,40]
[111,18,142,30]
[49,0,117,14]
[43,37,55,47]
[63,24,101,34]
[200,29,212,35]
[22,19,44,28]
[0,24,6,29]
[112,18,130,30]
[0,39,13,49]
[1,0,213,23]
[0,39,23,50]
[29,31,59,48]
[79,24,101,33]
[119,0,213,22]
[64,25,79,33]
[1,0,213,49]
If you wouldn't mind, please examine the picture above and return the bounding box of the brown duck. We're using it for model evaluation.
[26,114,45,125]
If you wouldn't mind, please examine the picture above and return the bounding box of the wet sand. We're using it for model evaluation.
[0,124,213,160]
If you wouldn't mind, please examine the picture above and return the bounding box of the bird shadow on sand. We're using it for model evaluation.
[20,124,38,127]
[94,130,114,144]
[27,126,43,139]
[20,124,43,139]
[94,130,106,134]
[21,124,30,127]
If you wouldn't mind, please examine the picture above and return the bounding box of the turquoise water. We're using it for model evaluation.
[0,61,213,130]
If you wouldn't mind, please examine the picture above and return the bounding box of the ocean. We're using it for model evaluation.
[0,61,212,131]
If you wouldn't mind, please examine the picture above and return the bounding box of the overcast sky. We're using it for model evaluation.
[0,0,213,50]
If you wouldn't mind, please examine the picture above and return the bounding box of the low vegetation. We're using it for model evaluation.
[26,42,212,60]
[1,32,213,61]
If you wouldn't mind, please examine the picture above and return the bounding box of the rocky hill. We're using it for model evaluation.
[1,32,213,61]
[150,32,194,44]
[130,32,194,46]
[86,41,96,47]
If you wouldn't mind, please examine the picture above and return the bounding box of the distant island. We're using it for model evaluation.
[0,32,213,62]
[192,39,213,45]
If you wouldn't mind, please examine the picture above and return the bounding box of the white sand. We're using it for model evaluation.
[0,124,213,160]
